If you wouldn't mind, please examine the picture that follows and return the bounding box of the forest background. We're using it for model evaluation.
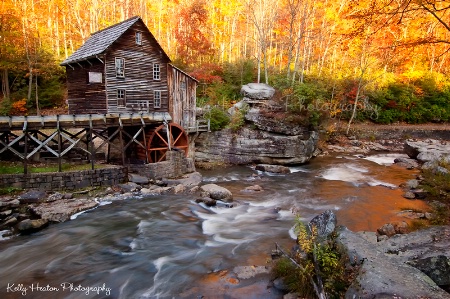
[0,0,449,127]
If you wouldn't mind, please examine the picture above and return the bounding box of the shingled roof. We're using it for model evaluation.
[61,16,168,66]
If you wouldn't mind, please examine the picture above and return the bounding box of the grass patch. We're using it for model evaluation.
[0,162,108,174]
[0,186,22,195]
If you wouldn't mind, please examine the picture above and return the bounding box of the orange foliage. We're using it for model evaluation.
[10,99,28,115]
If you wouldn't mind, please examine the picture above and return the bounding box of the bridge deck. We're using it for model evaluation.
[0,112,172,131]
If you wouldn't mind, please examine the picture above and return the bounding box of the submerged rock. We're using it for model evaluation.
[255,164,290,174]
[200,184,233,202]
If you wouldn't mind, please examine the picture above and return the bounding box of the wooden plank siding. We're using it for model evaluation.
[168,64,197,128]
[66,60,107,114]
[105,21,170,114]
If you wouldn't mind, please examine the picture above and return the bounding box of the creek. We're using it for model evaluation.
[0,153,430,299]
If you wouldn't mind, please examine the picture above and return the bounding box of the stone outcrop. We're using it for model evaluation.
[195,84,318,165]
[337,225,450,298]
[404,139,450,163]
[195,127,318,165]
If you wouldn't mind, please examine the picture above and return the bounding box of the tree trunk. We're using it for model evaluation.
[1,69,10,99]
[35,73,40,115]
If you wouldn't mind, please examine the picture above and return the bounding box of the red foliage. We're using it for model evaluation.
[189,63,223,84]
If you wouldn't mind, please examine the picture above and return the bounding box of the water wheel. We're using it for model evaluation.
[138,123,189,163]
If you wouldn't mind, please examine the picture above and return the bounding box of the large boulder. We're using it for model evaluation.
[200,184,233,202]
[308,210,337,239]
[16,219,49,234]
[240,83,275,100]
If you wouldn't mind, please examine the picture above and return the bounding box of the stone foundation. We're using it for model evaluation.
[0,166,127,191]
[128,151,196,179]
[0,151,195,191]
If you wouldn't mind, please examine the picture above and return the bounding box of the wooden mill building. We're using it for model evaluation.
[0,17,206,173]
[59,16,204,164]
[60,16,198,129]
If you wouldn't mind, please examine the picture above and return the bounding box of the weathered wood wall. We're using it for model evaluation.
[105,21,171,114]
[67,60,107,114]
[168,64,197,128]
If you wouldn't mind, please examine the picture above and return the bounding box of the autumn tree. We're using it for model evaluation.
[244,0,280,84]
[0,12,22,100]
[348,0,450,73]
[175,0,215,66]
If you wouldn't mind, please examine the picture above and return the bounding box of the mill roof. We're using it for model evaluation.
[61,16,170,65]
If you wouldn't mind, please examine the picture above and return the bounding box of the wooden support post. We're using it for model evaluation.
[140,114,148,164]
[23,117,28,175]
[118,115,125,165]
[57,115,62,172]
[89,114,95,171]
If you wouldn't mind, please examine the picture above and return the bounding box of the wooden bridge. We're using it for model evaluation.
[0,112,209,174]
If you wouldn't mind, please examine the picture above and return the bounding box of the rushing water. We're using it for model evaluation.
[0,153,430,299]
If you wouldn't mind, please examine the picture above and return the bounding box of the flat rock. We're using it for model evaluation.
[163,172,203,187]
[0,199,20,209]
[30,198,98,222]
[18,190,47,204]
[128,173,149,184]
[404,139,450,162]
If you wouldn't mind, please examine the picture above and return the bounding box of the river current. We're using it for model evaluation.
[0,153,429,299]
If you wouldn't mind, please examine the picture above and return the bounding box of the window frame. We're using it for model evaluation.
[153,63,160,81]
[115,57,125,78]
[117,89,126,107]
[135,31,142,45]
[154,90,161,108]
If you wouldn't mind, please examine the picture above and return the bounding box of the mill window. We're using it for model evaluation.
[154,90,161,108]
[135,32,142,45]
[115,57,125,78]
[153,63,160,80]
[117,89,126,106]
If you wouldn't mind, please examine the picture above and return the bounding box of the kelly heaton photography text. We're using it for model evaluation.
[284,95,381,119]
[6,282,111,296]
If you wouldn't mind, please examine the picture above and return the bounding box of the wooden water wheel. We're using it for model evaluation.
[137,123,189,163]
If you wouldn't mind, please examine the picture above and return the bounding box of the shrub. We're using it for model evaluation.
[204,106,230,131]
[272,218,357,298]
[227,104,249,132]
